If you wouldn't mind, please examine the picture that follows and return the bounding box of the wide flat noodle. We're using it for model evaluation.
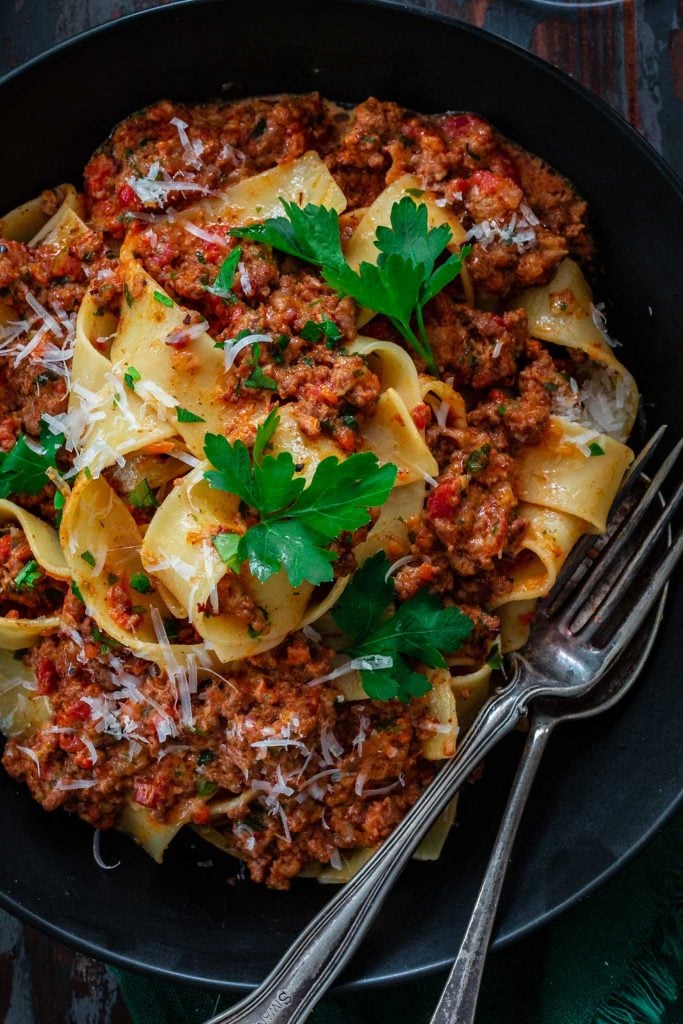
[0,649,50,737]
[361,387,438,485]
[30,203,89,250]
[60,473,206,670]
[118,800,193,863]
[140,466,314,660]
[421,668,458,760]
[510,258,638,441]
[413,796,459,862]
[419,376,468,431]
[195,151,346,224]
[271,405,342,484]
[349,336,422,411]
[354,480,426,564]
[447,661,493,733]
[499,599,537,653]
[111,258,269,457]
[345,173,473,323]
[490,501,586,609]
[0,184,83,243]
[313,846,377,884]
[516,416,633,533]
[68,289,175,476]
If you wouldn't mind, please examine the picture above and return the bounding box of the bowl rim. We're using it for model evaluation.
[0,0,682,992]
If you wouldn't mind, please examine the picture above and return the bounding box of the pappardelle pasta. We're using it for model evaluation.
[0,95,637,886]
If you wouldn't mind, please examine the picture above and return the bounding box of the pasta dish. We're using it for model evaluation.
[0,95,637,887]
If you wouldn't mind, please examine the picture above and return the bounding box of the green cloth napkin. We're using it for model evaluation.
[113,804,683,1024]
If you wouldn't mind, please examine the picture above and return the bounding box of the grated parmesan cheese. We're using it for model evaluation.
[17,746,41,776]
[170,117,203,170]
[384,555,414,582]
[182,220,227,247]
[55,778,97,791]
[93,829,120,870]
[165,319,209,347]
[223,333,272,371]
[307,654,393,687]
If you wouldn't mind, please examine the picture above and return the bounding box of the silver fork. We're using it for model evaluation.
[428,484,670,1024]
[206,428,683,1024]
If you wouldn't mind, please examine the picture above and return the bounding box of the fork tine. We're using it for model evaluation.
[575,474,683,637]
[552,436,683,624]
[544,426,668,616]
[599,524,683,677]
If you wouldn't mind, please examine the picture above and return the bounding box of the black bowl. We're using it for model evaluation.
[1,0,682,992]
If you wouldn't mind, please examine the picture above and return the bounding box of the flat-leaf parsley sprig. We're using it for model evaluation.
[205,410,397,588]
[0,420,64,500]
[231,197,470,375]
[331,552,473,702]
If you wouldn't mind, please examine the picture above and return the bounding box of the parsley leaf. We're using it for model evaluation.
[176,406,206,423]
[486,642,503,670]
[13,559,42,590]
[300,316,342,347]
[465,445,491,475]
[130,572,153,594]
[53,490,65,528]
[128,478,157,510]
[232,197,470,374]
[153,290,174,308]
[207,246,242,299]
[243,343,277,391]
[203,436,397,587]
[252,408,280,462]
[81,550,96,568]
[92,624,121,655]
[0,421,64,499]
[213,532,242,573]
[232,201,345,268]
[332,552,474,702]
[245,366,277,391]
[124,366,141,390]
[588,442,605,457]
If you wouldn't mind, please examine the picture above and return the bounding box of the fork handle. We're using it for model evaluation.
[205,671,539,1024]
[428,714,554,1024]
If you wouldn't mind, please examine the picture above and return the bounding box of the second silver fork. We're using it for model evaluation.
[428,578,668,1024]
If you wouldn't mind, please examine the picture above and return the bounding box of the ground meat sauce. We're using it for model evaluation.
[0,94,595,888]
[0,526,66,617]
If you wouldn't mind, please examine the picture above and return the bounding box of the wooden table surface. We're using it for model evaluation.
[0,1,682,1021]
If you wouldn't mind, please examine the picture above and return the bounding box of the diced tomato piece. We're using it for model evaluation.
[133,780,164,808]
[468,170,505,195]
[59,733,81,754]
[191,803,211,825]
[67,699,92,722]
[75,748,94,770]
[335,426,357,453]
[411,402,431,430]
[118,183,137,207]
[426,477,460,519]
[417,562,436,583]
[442,114,484,140]
[36,658,59,696]
[450,176,469,196]
[0,535,12,561]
